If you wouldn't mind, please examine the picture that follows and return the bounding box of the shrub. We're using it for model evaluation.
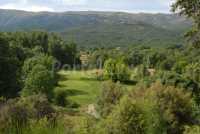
[0,99,29,134]
[184,125,200,134]
[23,118,66,134]
[73,115,97,134]
[160,58,175,71]
[99,82,198,134]
[54,88,67,107]
[33,96,56,120]
[18,94,57,122]
[102,96,145,134]
[136,92,166,134]
[97,81,124,117]
[185,62,200,83]
[172,60,188,74]
[141,82,197,134]
[158,71,200,104]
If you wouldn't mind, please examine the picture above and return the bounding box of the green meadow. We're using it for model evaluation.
[56,70,133,109]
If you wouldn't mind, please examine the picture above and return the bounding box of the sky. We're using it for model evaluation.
[0,0,175,13]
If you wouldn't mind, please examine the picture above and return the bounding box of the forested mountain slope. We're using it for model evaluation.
[0,9,191,47]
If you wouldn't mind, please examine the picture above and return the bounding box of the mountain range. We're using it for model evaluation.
[0,9,192,48]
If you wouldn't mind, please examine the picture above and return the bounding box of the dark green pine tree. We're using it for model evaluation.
[0,34,20,98]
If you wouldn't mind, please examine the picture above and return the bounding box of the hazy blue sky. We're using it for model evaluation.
[0,0,175,13]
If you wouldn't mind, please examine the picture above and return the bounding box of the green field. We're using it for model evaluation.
[56,70,133,109]
[57,70,102,106]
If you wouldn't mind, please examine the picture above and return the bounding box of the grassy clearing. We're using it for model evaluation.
[56,70,134,109]
[56,70,102,107]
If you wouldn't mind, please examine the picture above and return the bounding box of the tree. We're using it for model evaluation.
[48,37,78,67]
[126,50,144,67]
[104,58,130,82]
[22,54,55,78]
[0,34,20,98]
[172,0,200,48]
[89,49,109,69]
[143,49,166,68]
[172,60,188,74]
[22,65,55,100]
[172,0,200,23]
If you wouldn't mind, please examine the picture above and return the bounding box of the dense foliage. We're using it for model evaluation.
[0,34,20,98]
[0,31,79,98]
[104,58,130,82]
[97,81,124,117]
[1,30,200,133]
[1,0,200,133]
[172,0,200,48]
[98,82,198,134]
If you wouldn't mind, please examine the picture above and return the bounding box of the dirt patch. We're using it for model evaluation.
[86,104,100,118]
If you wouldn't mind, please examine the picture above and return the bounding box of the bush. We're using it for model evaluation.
[172,60,188,74]
[73,115,97,134]
[0,95,58,134]
[157,71,200,104]
[102,96,145,134]
[185,62,200,83]
[23,118,66,134]
[17,94,57,121]
[99,82,198,134]
[135,91,166,134]
[0,99,29,134]
[184,125,200,134]
[54,88,67,107]
[139,82,197,134]
[35,100,55,120]
[97,81,124,117]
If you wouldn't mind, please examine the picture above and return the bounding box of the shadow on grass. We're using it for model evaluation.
[80,77,99,81]
[65,89,88,96]
[122,80,137,85]
[58,74,68,81]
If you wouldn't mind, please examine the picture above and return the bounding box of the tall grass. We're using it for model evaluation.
[1,118,68,134]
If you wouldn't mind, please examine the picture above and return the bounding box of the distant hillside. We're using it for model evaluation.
[0,9,192,48]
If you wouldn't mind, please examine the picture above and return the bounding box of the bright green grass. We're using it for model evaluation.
[56,70,134,107]
[56,70,102,106]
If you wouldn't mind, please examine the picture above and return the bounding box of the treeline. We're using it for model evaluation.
[0,31,79,99]
[0,31,82,133]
